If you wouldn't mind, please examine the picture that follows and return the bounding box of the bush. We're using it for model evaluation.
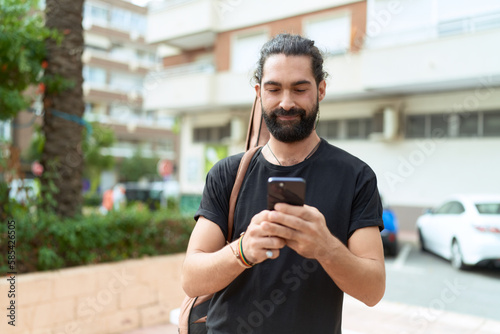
[83,192,102,207]
[0,204,195,273]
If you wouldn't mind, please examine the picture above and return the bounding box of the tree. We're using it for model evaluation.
[27,122,116,195]
[118,149,160,183]
[0,0,59,120]
[41,0,85,217]
[82,123,116,195]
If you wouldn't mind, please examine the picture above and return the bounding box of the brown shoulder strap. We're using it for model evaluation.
[245,96,270,151]
[227,145,262,242]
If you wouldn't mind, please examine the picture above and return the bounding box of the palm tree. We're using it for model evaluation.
[41,0,85,217]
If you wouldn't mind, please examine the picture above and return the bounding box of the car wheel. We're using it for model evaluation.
[418,229,427,252]
[451,240,467,270]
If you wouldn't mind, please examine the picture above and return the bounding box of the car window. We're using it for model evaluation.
[434,201,464,214]
[448,201,465,214]
[434,202,453,214]
[475,203,500,214]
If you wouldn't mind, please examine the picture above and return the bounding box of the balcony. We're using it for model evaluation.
[147,0,216,49]
[83,49,159,71]
[362,27,500,94]
[143,59,262,111]
[146,0,361,48]
[145,24,500,112]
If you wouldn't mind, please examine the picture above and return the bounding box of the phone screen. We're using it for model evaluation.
[267,177,306,210]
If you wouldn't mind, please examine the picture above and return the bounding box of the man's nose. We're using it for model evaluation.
[279,91,295,111]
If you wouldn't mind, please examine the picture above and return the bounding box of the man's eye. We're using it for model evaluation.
[296,89,306,93]
[267,89,279,93]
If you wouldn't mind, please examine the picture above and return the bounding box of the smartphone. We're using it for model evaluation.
[267,177,306,210]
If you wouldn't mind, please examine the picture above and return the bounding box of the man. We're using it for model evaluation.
[182,33,385,333]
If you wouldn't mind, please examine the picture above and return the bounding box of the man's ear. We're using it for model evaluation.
[255,84,261,99]
[318,80,326,102]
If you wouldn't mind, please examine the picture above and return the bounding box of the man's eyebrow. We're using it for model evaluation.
[263,80,281,86]
[263,80,312,86]
[292,80,312,86]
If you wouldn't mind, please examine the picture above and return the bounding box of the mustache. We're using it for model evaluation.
[270,107,306,117]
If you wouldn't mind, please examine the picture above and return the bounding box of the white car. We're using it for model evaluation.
[416,194,500,270]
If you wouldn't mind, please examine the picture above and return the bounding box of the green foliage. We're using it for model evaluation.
[25,122,116,194]
[25,124,44,161]
[118,149,160,182]
[83,192,102,207]
[82,122,116,193]
[0,0,61,120]
[0,204,195,273]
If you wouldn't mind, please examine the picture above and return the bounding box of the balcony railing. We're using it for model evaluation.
[146,60,214,83]
[366,10,500,49]
[438,11,500,37]
[148,0,197,11]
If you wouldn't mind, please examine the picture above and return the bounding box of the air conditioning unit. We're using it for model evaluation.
[369,107,399,141]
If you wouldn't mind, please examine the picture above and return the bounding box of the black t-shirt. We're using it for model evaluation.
[195,139,384,334]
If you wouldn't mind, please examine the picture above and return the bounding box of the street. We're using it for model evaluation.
[383,240,500,322]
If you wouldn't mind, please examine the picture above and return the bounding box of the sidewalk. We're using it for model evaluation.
[122,231,500,334]
[122,294,500,334]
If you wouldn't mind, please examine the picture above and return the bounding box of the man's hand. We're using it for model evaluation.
[259,203,386,306]
[240,210,287,264]
[264,203,337,259]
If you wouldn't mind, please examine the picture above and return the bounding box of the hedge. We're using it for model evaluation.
[0,204,195,274]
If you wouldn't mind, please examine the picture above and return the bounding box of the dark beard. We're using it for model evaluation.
[262,99,319,143]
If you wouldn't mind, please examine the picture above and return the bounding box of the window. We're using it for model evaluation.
[231,32,268,73]
[110,45,137,62]
[435,202,453,214]
[193,124,231,143]
[110,8,131,31]
[405,111,500,138]
[131,14,147,36]
[109,72,143,92]
[346,118,372,139]
[84,4,109,27]
[83,66,107,87]
[475,203,500,214]
[316,120,339,139]
[483,111,500,137]
[430,114,449,138]
[316,118,372,140]
[458,113,479,137]
[304,14,351,55]
[434,201,464,214]
[448,201,465,214]
[405,115,426,138]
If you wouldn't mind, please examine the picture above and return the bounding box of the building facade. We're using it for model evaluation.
[82,0,178,189]
[145,0,500,220]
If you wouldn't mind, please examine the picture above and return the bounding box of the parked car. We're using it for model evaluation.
[416,194,500,270]
[381,196,399,256]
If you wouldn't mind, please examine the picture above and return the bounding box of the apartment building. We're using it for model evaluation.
[83,0,179,188]
[9,0,178,189]
[145,0,500,216]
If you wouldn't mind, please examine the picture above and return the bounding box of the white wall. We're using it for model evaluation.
[337,138,500,208]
